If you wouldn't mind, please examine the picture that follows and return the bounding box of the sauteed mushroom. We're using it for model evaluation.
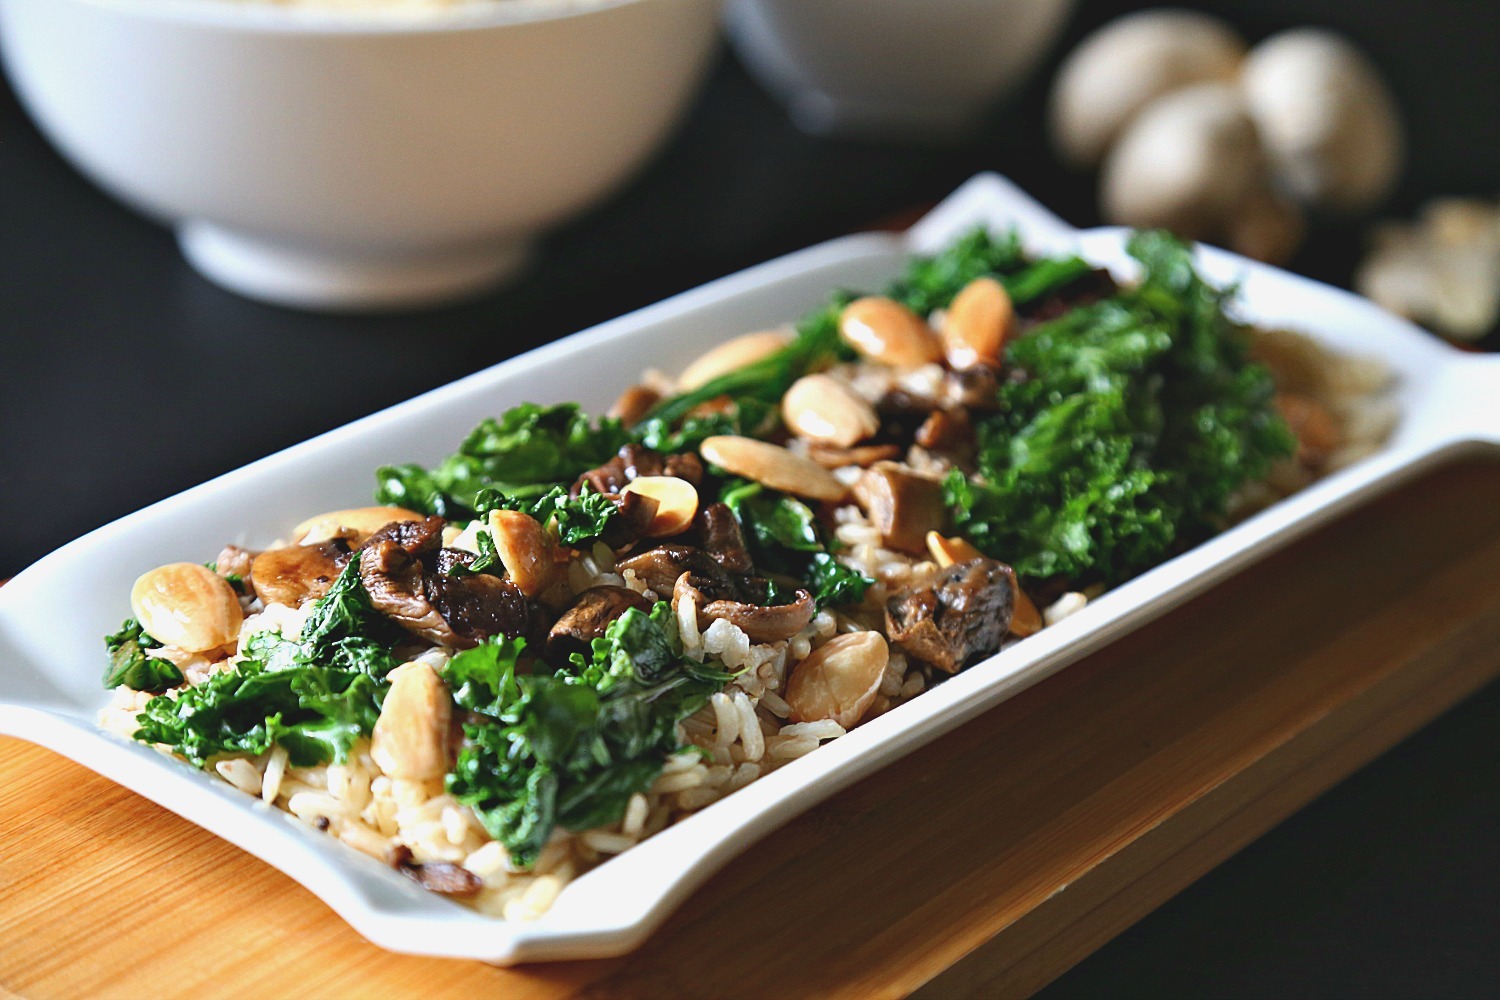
[885,558,1015,674]
[546,586,653,663]
[673,572,815,644]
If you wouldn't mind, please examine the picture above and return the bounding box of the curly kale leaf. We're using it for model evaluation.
[472,485,618,548]
[375,403,628,519]
[103,618,183,693]
[445,605,730,869]
[946,230,1294,587]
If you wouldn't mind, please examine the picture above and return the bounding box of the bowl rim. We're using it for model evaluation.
[53,0,658,36]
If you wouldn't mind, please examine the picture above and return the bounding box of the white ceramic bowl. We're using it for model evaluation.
[724,0,1076,140]
[0,0,720,310]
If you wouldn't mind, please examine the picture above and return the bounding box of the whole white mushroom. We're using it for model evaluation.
[1241,29,1405,213]
[1049,9,1246,169]
[1099,83,1265,240]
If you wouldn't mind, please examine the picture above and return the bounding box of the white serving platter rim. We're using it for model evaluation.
[1,173,1497,965]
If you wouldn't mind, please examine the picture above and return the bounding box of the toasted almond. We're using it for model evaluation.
[678,329,794,391]
[699,436,848,502]
[839,297,943,368]
[781,374,880,448]
[942,277,1013,370]
[488,510,563,597]
[622,476,700,537]
[130,562,243,653]
[294,506,423,546]
[785,631,889,727]
[925,532,1043,637]
[925,531,985,567]
[371,662,452,781]
[608,384,661,427]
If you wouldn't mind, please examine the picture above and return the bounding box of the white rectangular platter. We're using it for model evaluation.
[2,174,1497,964]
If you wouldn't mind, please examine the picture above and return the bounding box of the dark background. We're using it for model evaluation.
[3,1,1499,995]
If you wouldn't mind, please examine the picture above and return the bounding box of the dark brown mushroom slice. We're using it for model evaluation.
[546,585,653,663]
[364,515,445,557]
[673,572,816,644]
[690,502,754,574]
[360,537,461,646]
[914,407,973,452]
[942,366,1003,411]
[616,544,704,596]
[885,557,1014,674]
[249,539,352,608]
[425,573,532,648]
[434,547,477,577]
[599,489,660,549]
[573,444,705,498]
[390,846,483,898]
[852,462,948,555]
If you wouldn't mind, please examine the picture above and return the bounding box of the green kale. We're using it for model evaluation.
[131,554,400,767]
[631,398,775,454]
[132,641,384,768]
[889,226,1091,314]
[721,481,872,609]
[375,403,628,519]
[644,302,849,427]
[444,605,731,869]
[473,485,618,547]
[103,618,183,693]
[945,230,1295,587]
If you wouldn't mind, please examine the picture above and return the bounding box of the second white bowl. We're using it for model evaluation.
[0,0,720,310]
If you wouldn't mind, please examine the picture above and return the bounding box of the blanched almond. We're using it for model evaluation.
[839,297,943,368]
[130,562,243,653]
[678,329,794,391]
[622,476,700,537]
[925,531,984,567]
[942,277,1013,370]
[371,662,452,781]
[781,374,880,448]
[699,436,847,502]
[488,510,563,597]
[785,631,889,727]
[294,506,423,546]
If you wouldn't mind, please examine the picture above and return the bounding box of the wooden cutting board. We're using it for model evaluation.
[4,456,1500,999]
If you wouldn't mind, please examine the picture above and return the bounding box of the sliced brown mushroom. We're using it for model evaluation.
[250,539,352,608]
[885,558,1015,674]
[387,846,483,898]
[804,442,904,470]
[689,502,754,574]
[617,544,710,597]
[359,515,530,648]
[546,586,653,663]
[852,462,948,554]
[572,443,704,498]
[673,572,816,644]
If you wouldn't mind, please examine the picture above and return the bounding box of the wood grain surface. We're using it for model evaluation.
[3,457,1500,999]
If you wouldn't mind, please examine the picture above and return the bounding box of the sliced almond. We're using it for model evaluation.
[785,631,889,727]
[839,297,943,368]
[678,329,794,391]
[621,476,700,537]
[370,662,452,781]
[130,562,243,653]
[294,506,423,546]
[699,436,847,502]
[781,373,880,448]
[487,510,563,597]
[942,277,1013,370]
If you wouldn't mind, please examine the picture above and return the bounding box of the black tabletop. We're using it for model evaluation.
[4,1,1499,996]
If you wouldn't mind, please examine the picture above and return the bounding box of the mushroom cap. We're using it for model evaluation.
[1049,9,1245,169]
[1241,28,1404,213]
[1099,82,1263,238]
